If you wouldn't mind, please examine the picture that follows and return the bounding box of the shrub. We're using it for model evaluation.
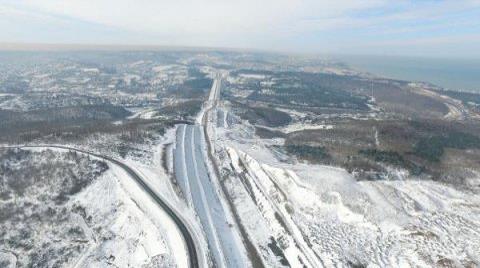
[284,145,329,162]
[414,132,480,162]
[359,149,424,175]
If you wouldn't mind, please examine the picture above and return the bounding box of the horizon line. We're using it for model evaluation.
[1,42,479,61]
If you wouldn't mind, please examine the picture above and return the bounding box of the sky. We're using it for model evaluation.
[1,0,480,58]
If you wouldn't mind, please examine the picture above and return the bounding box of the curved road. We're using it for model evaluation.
[0,145,199,268]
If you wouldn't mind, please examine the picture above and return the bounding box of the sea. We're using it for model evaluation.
[334,55,480,93]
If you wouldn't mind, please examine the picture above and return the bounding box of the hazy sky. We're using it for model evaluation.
[1,0,480,57]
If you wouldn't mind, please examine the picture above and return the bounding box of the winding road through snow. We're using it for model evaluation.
[0,145,200,268]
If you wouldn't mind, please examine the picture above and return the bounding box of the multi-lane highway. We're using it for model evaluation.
[173,76,246,268]
[174,124,245,268]
[2,75,239,268]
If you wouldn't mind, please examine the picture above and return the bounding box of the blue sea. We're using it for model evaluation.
[335,55,480,93]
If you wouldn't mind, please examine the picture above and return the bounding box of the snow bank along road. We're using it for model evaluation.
[174,76,246,267]
[0,145,200,268]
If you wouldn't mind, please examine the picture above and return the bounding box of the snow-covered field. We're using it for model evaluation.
[3,57,480,268]
[215,110,480,267]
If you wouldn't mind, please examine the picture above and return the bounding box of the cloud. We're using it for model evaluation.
[1,0,480,56]
[6,0,385,34]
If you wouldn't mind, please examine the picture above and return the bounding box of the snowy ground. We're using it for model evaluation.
[215,109,480,267]
[73,163,181,268]
[4,120,212,267]
[0,148,186,268]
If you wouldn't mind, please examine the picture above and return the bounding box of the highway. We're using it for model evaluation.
[1,75,234,268]
[173,76,246,267]
[174,124,245,267]
[0,145,200,268]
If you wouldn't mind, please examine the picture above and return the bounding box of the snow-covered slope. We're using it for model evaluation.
[214,111,480,267]
[0,148,187,268]
[72,164,180,268]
